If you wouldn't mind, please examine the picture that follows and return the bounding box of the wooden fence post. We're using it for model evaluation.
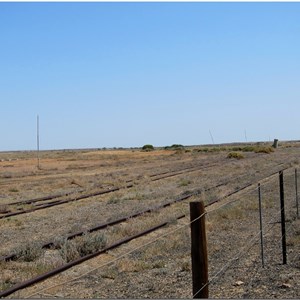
[279,171,287,264]
[190,201,208,298]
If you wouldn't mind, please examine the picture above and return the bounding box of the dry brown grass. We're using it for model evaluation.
[1,143,300,298]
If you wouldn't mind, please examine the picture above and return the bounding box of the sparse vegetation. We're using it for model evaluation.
[15,241,43,262]
[75,232,107,256]
[254,146,274,154]
[227,152,244,159]
[142,144,154,151]
[117,258,151,272]
[164,144,184,150]
[59,240,80,262]
[107,196,121,204]
[0,205,9,213]
[58,232,107,262]
[1,143,299,298]
[178,179,192,187]
[193,145,275,154]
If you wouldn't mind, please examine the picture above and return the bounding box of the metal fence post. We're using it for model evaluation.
[295,169,299,219]
[190,201,208,298]
[258,183,265,268]
[279,171,287,264]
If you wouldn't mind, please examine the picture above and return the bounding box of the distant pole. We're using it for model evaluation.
[279,171,287,264]
[258,183,265,268]
[209,130,215,145]
[295,169,299,219]
[244,130,247,143]
[37,115,40,169]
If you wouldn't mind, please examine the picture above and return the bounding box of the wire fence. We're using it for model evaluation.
[17,168,300,298]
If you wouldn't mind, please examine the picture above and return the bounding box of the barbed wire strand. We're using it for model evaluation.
[25,212,205,298]
[25,167,297,298]
[26,202,295,298]
[194,195,295,298]
[241,171,299,289]
[193,228,262,298]
[200,204,289,295]
[242,206,299,293]
[205,176,283,215]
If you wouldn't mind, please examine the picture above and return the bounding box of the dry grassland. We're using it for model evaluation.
[0,142,300,298]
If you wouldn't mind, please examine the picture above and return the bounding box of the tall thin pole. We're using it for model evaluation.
[295,169,299,219]
[37,115,40,169]
[279,171,287,264]
[258,183,265,268]
[209,130,215,145]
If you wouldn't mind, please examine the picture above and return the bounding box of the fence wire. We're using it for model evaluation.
[16,168,300,298]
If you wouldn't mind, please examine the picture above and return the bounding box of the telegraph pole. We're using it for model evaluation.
[37,115,40,169]
[209,129,215,145]
[244,130,248,142]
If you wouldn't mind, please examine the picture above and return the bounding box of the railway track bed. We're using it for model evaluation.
[1,145,300,298]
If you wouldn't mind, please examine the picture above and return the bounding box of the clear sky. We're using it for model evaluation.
[1,2,300,151]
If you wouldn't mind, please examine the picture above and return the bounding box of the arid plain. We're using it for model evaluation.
[0,142,300,298]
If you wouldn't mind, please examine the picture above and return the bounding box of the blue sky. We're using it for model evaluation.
[1,2,300,151]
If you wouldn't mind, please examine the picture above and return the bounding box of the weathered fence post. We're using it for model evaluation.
[295,169,299,219]
[272,139,279,148]
[258,183,265,268]
[190,201,208,298]
[279,171,287,264]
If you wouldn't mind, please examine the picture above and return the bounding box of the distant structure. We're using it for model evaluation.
[209,130,215,145]
[272,139,279,148]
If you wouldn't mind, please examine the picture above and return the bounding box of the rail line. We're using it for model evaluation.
[0,155,209,187]
[0,164,290,298]
[0,161,286,261]
[0,159,237,262]
[3,159,214,207]
[0,160,222,219]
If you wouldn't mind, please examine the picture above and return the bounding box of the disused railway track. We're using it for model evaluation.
[0,161,287,263]
[0,155,209,187]
[0,164,290,298]
[0,160,222,219]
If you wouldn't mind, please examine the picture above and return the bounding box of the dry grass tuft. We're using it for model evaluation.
[0,204,9,213]
[59,240,80,262]
[58,232,107,263]
[117,258,151,272]
[227,152,244,160]
[14,241,43,262]
[76,232,107,256]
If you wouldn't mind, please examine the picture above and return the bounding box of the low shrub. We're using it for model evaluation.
[178,179,192,187]
[58,240,80,262]
[241,146,256,152]
[76,232,107,256]
[227,152,244,160]
[142,144,154,151]
[254,146,274,154]
[58,232,107,262]
[164,144,184,150]
[15,241,43,262]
